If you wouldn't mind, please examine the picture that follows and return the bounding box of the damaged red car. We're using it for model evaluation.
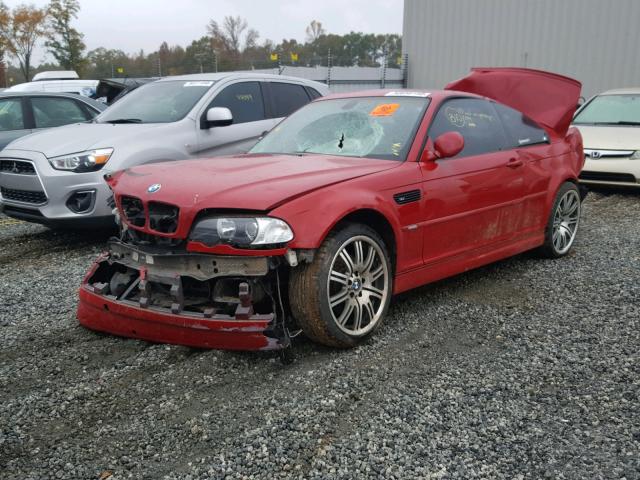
[78,68,585,352]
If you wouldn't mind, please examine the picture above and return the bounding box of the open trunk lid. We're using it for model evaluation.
[445,67,582,137]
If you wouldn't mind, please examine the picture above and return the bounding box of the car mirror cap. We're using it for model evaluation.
[204,107,233,128]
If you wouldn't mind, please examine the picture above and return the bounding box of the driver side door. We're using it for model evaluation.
[195,81,276,157]
[420,97,526,264]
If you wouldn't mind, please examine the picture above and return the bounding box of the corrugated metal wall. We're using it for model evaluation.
[403,0,640,98]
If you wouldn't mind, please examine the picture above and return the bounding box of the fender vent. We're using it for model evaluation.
[393,189,421,205]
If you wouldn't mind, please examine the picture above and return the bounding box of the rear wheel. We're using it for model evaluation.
[289,223,392,348]
[539,182,581,258]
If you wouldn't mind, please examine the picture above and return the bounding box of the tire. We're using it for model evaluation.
[289,223,393,348]
[538,181,581,258]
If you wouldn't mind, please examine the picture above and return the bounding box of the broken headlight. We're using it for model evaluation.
[48,148,114,172]
[189,216,294,247]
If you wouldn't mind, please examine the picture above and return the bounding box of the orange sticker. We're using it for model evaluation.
[370,103,400,117]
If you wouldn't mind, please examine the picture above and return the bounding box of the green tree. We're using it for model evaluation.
[45,0,86,74]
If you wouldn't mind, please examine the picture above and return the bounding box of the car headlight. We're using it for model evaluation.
[631,151,640,160]
[48,148,114,172]
[189,216,294,247]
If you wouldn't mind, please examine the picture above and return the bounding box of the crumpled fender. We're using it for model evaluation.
[446,67,582,138]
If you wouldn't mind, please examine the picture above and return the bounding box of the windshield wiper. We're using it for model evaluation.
[609,121,640,126]
[103,118,143,124]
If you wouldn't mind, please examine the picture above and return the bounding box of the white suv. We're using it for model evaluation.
[0,72,329,227]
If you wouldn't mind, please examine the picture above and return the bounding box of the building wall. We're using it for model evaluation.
[403,0,640,98]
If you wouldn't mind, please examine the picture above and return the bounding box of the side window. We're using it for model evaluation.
[31,97,90,128]
[209,82,265,124]
[305,87,323,100]
[269,82,311,118]
[493,102,548,148]
[428,98,509,158]
[0,98,25,132]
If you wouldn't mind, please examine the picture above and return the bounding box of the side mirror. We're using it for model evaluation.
[203,107,233,129]
[422,131,465,161]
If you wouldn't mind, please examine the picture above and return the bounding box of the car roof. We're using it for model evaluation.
[599,88,640,95]
[0,91,107,110]
[318,89,476,101]
[157,72,327,88]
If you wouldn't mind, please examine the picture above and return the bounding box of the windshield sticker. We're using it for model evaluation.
[370,103,400,117]
[183,81,214,87]
[385,91,430,97]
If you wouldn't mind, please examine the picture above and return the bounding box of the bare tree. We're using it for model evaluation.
[207,15,258,54]
[0,4,48,81]
[0,2,7,87]
[305,20,325,43]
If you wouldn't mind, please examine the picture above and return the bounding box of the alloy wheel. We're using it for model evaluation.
[552,189,580,255]
[326,235,390,336]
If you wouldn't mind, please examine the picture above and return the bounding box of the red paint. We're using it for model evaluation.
[445,67,582,137]
[77,288,282,351]
[86,69,584,350]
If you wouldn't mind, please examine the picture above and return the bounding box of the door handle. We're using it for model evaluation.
[506,158,524,168]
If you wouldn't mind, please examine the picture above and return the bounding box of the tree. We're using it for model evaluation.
[207,15,258,55]
[305,20,325,43]
[0,2,8,86]
[45,0,86,74]
[0,4,48,81]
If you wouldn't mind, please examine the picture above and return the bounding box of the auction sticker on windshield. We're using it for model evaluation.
[370,103,400,116]
[184,81,214,87]
[385,91,430,97]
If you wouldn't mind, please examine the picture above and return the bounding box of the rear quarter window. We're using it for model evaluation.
[268,82,311,118]
[493,102,548,148]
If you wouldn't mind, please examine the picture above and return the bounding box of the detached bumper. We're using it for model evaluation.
[78,287,281,350]
[77,246,285,351]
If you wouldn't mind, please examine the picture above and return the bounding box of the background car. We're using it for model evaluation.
[77,68,585,352]
[0,91,106,150]
[6,70,99,97]
[0,72,329,228]
[572,88,640,188]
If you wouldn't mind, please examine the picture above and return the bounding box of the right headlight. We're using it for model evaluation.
[48,148,114,172]
[189,216,294,247]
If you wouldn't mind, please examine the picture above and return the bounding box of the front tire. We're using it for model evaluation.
[539,182,581,258]
[289,223,393,348]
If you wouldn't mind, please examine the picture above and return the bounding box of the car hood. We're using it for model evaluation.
[108,153,399,213]
[5,122,168,157]
[572,125,640,150]
[446,67,582,137]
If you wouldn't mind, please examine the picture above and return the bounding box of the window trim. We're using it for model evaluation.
[200,80,268,129]
[426,96,511,160]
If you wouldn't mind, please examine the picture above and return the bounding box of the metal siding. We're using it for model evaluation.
[403,0,640,98]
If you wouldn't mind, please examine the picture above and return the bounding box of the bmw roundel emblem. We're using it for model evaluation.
[147,183,161,193]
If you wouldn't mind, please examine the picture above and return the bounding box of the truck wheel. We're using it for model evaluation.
[538,182,581,258]
[289,223,392,348]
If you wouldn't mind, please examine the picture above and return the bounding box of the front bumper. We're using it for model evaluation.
[579,156,640,188]
[77,242,286,351]
[0,149,115,225]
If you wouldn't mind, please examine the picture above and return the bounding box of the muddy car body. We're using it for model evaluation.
[78,68,585,351]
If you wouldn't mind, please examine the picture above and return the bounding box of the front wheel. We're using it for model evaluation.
[289,223,393,348]
[538,182,581,258]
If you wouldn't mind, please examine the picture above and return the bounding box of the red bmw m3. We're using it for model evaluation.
[78,68,585,352]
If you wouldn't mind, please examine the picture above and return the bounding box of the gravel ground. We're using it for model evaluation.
[0,191,639,480]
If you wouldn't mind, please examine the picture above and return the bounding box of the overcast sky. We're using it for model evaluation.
[4,0,404,64]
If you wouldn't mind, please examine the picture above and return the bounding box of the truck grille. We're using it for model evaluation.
[1,187,47,204]
[0,159,36,175]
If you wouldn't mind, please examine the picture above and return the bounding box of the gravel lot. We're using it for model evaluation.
[1,191,639,480]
